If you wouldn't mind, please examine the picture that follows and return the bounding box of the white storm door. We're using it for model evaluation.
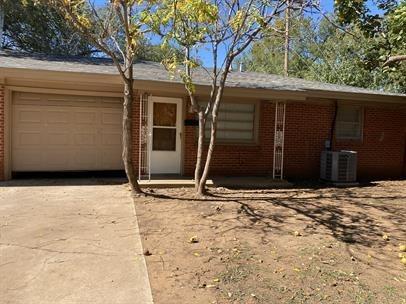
[148,97,182,174]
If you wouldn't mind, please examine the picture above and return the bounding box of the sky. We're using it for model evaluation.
[192,0,384,67]
[92,0,382,67]
[195,0,337,67]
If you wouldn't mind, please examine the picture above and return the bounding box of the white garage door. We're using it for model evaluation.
[12,92,124,172]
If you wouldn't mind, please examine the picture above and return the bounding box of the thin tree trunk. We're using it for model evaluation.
[197,111,218,195]
[122,77,142,194]
[0,2,4,48]
[284,0,290,77]
[194,111,205,191]
[197,92,224,195]
[197,70,229,195]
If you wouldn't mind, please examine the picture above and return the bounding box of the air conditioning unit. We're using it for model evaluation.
[320,150,357,183]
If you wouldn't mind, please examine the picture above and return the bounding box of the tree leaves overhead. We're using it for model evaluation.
[2,0,182,62]
[3,0,95,56]
[335,0,398,34]
[242,1,406,93]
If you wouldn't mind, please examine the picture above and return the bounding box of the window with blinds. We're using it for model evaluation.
[204,102,257,143]
[335,105,363,140]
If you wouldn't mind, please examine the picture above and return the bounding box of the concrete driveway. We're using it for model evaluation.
[0,179,153,304]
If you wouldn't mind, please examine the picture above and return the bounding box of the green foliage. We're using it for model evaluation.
[3,0,94,56]
[136,39,183,62]
[2,0,179,62]
[144,0,218,47]
[241,18,315,78]
[242,11,406,93]
[385,2,406,56]
[303,25,388,90]
[334,0,398,34]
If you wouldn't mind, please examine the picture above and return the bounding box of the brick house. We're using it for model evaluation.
[0,51,405,182]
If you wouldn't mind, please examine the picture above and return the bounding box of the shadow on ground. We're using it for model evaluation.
[144,182,406,249]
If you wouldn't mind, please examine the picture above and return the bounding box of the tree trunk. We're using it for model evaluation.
[0,2,4,49]
[122,78,142,194]
[197,70,229,196]
[197,112,217,195]
[194,111,205,191]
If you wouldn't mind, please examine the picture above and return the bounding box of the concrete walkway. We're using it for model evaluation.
[0,179,153,304]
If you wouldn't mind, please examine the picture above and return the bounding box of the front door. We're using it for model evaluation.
[148,97,182,174]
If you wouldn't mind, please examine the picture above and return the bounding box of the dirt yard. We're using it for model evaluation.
[134,180,406,304]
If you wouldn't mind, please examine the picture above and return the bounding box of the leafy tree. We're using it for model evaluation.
[243,11,406,93]
[148,0,317,195]
[381,2,406,66]
[46,0,157,195]
[2,0,95,56]
[2,0,180,63]
[334,0,398,32]
[136,39,182,62]
[335,0,406,66]
[303,24,386,89]
[241,17,316,78]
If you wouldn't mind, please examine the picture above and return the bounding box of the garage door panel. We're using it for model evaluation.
[17,132,42,146]
[74,133,97,145]
[73,150,99,168]
[101,132,121,145]
[102,111,121,125]
[17,108,42,123]
[12,92,124,172]
[46,132,71,145]
[12,150,43,169]
[74,111,98,124]
[46,110,71,124]
[101,149,123,168]
[46,150,72,165]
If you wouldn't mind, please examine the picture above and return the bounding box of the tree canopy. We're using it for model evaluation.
[2,0,181,62]
[3,0,95,56]
[241,1,406,93]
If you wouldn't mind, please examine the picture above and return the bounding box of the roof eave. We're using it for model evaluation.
[1,66,405,104]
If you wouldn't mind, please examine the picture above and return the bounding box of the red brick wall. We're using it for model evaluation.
[0,86,4,181]
[284,102,334,179]
[183,101,275,176]
[333,106,406,179]
[181,99,406,180]
[284,101,406,180]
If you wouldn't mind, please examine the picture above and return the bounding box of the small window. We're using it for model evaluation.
[335,106,363,140]
[204,102,256,143]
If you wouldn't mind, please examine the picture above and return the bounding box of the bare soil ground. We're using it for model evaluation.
[134,180,406,304]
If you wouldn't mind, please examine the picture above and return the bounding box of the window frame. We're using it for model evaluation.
[201,100,260,145]
[335,105,364,140]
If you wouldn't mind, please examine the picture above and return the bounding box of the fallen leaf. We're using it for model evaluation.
[294,231,302,237]
[189,236,199,244]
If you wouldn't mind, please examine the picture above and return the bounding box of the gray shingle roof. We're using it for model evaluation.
[1,51,405,98]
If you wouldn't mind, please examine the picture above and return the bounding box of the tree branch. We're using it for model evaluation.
[383,55,406,66]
